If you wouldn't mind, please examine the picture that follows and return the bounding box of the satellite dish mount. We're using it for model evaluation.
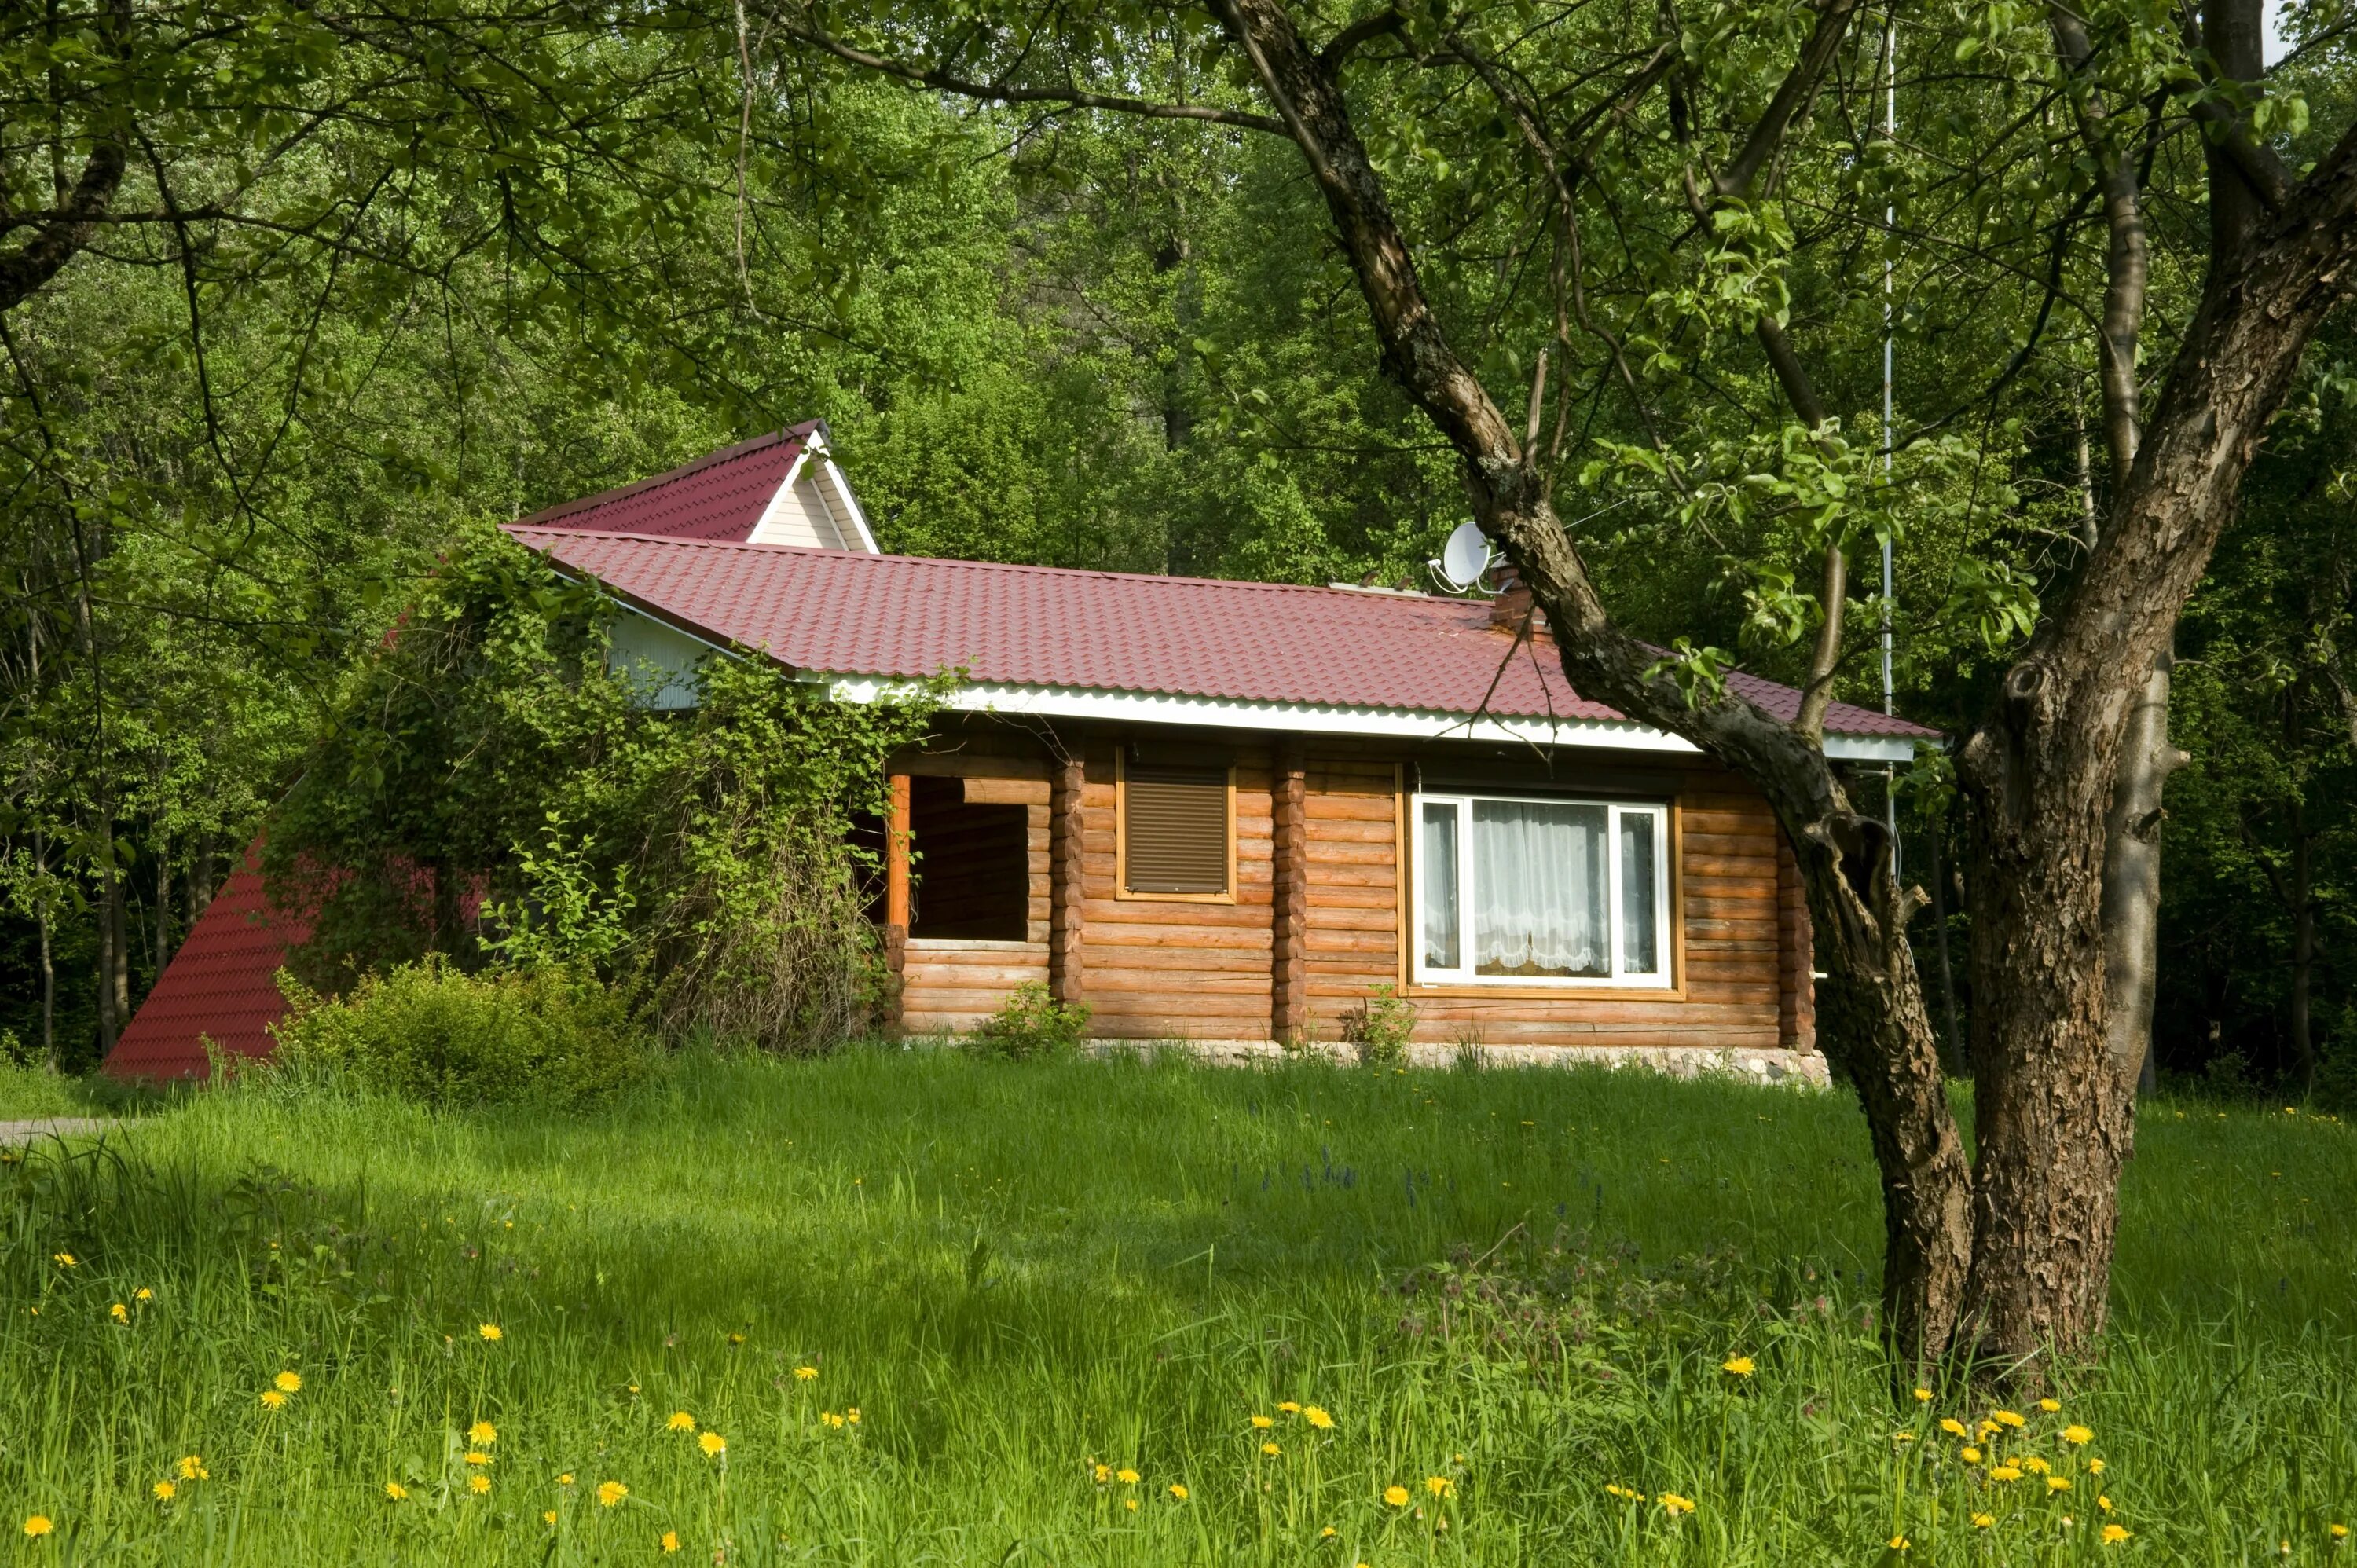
[1431,522,1494,594]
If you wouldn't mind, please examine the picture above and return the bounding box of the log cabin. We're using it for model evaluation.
[111,425,1930,1083]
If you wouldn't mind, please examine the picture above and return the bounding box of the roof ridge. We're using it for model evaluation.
[517,423,814,526]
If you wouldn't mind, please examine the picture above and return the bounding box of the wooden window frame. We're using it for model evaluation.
[1401,788,1684,996]
[1113,751,1238,904]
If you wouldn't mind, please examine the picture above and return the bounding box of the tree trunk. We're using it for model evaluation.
[2289,791,2316,1094]
[2100,651,2187,1095]
[154,845,173,976]
[37,858,57,1072]
[190,835,216,920]
[1925,806,1966,1073]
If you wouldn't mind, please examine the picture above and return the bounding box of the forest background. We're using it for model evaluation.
[2,0,2353,1102]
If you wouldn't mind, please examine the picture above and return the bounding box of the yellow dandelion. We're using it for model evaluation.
[2020,1456,2050,1475]
[2333,1523,2349,1540]
[2088,1458,2106,1475]
[275,1370,302,1394]
[1889,1537,1911,1552]
[1321,1525,1339,1537]
[558,1474,575,1486]
[1913,1387,1933,1402]
[479,1324,502,1342]
[1992,1409,2025,1428]
[846,1407,861,1424]
[1251,1414,1274,1429]
[1990,1465,2022,1483]
[542,1511,558,1526]
[175,1456,202,1481]
[667,1411,695,1433]
[1384,1486,1410,1508]
[661,1530,680,1553]
[468,1420,497,1445]
[1940,1418,1967,1437]
[1960,1447,1982,1464]
[1094,1464,1111,1483]
[2039,1398,2061,1413]
[597,1481,627,1508]
[1971,1513,1995,1529]
[1168,1484,1189,1500]
[1117,1468,1139,1485]
[1893,1431,1915,1443]
[1262,1442,1281,1456]
[52,1252,75,1267]
[1721,1356,1755,1376]
[110,1303,128,1324]
[259,1390,287,1411]
[2099,1495,2113,1512]
[1278,1401,1301,1414]
[2102,1524,2132,1544]
[2063,1424,2094,1445]
[794,1366,818,1380]
[698,1431,725,1457]
[2048,1476,2072,1493]
[1304,1405,1335,1430]
[1659,1493,1695,1517]
[464,1452,492,1467]
[1425,1476,1451,1496]
[1605,1483,1640,1500]
[466,1474,490,1496]
[25,1515,54,1537]
[152,1481,175,1502]
[728,1332,746,1345]
[135,1288,152,1302]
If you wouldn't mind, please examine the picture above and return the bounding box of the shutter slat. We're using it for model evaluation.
[1125,764,1229,894]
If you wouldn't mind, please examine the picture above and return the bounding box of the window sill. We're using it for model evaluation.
[1406,980,1686,1002]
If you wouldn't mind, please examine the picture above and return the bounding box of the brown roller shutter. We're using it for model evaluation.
[1124,763,1230,894]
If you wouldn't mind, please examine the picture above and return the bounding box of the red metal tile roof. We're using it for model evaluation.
[506,528,1936,740]
[515,422,823,540]
[104,839,309,1081]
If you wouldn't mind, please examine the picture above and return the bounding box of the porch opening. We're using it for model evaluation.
[909,775,1028,940]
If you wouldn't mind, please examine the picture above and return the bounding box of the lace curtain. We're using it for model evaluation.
[1472,800,1609,977]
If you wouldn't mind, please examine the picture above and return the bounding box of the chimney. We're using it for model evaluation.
[1488,561,1535,629]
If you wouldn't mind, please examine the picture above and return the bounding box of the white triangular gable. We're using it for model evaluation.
[746,427,880,552]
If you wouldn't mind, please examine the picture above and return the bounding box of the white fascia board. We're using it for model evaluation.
[818,457,881,553]
[1821,734,1923,764]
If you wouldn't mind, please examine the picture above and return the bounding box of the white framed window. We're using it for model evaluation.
[1413,793,1673,988]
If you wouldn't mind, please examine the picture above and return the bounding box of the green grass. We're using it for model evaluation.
[2,1050,2351,1564]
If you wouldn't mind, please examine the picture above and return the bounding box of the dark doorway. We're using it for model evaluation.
[909,776,1029,940]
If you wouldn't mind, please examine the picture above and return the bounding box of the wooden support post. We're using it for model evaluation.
[885,772,911,1030]
[1272,739,1308,1043]
[1049,753,1086,1007]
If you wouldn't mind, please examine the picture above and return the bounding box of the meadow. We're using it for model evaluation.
[0,1050,2350,1565]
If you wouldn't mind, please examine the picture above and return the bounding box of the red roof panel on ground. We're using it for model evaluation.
[515,422,819,541]
[104,840,309,1081]
[508,528,1936,740]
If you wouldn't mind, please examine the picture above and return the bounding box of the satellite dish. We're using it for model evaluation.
[1436,522,1493,591]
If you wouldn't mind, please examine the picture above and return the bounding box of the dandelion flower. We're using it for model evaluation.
[558,1474,575,1487]
[2102,1524,2132,1544]
[464,1452,492,1467]
[176,1456,202,1481]
[1971,1513,1995,1529]
[2063,1424,2094,1445]
[1990,1466,2022,1483]
[273,1370,302,1394]
[110,1303,128,1324]
[479,1324,502,1342]
[846,1407,860,1425]
[597,1481,628,1508]
[1960,1447,1982,1464]
[1940,1419,1968,1438]
[1278,1401,1301,1414]
[1604,1484,1641,1500]
[1889,1536,1911,1552]
[384,1482,409,1502]
[2333,1523,2349,1540]
[2088,1459,2106,1475]
[698,1432,725,1457]
[1304,1406,1335,1430]
[468,1420,497,1445]
[467,1475,491,1496]
[1659,1493,1695,1517]
[1262,1442,1281,1456]
[2047,1476,2071,1493]
[1117,1468,1139,1485]
[2019,1456,2050,1475]
[1992,1409,2025,1429]
[667,1411,696,1433]
[661,1531,680,1553]
[2099,1495,2113,1512]
[794,1366,818,1381]
[52,1252,75,1267]
[1722,1356,1755,1376]
[1913,1387,1933,1402]
[1093,1464,1111,1484]
[1251,1415,1274,1430]
[1384,1486,1410,1508]
[1321,1526,1339,1538]
[542,1511,558,1526]
[24,1515,54,1537]
[2039,1398,2061,1413]
[260,1390,287,1411]
[1426,1476,1451,1497]
[1168,1485,1189,1500]
[152,1482,174,1502]
[135,1288,152,1302]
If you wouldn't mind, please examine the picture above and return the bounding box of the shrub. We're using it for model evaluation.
[966,982,1091,1061]
[1340,983,1417,1066]
[269,958,651,1109]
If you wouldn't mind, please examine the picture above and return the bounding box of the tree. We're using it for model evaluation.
[769,0,2357,1374]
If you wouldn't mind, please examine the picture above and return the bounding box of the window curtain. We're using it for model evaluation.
[1472,800,1608,976]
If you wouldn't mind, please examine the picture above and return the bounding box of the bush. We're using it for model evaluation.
[1340,983,1417,1066]
[269,958,651,1109]
[966,982,1091,1061]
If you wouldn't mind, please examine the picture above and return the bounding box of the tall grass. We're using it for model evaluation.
[2,1050,2350,1564]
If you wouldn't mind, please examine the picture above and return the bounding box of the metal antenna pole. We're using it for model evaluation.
[1882,11,1900,878]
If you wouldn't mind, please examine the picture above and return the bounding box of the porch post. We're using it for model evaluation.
[885,772,911,1029]
[1049,754,1085,1007]
[1271,738,1308,1043]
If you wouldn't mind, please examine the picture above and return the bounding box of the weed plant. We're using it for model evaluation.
[0,1052,2350,1564]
